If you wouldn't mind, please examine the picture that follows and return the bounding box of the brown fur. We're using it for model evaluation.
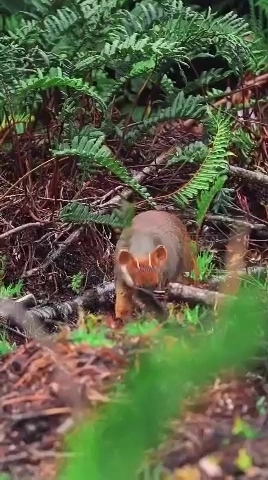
[114,210,195,320]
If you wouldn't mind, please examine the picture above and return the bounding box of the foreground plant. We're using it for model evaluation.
[58,280,266,480]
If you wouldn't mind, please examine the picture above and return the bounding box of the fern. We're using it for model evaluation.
[196,174,228,227]
[61,198,136,228]
[0,0,258,211]
[183,68,233,95]
[0,112,35,133]
[172,111,232,208]
[60,203,131,228]
[53,131,156,206]
[232,127,257,163]
[167,141,209,167]
[123,92,206,142]
[14,67,107,111]
[247,0,268,73]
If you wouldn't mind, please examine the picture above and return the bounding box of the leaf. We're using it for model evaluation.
[235,448,253,472]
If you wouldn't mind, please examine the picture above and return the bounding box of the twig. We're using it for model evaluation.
[1,406,71,421]
[0,222,47,240]
[168,282,231,306]
[15,294,37,308]
[0,321,29,339]
[230,165,268,187]
[22,227,84,278]
[0,156,68,203]
[205,214,268,232]
[99,148,170,211]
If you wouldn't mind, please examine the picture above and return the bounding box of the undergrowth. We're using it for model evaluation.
[59,279,267,480]
[0,0,266,231]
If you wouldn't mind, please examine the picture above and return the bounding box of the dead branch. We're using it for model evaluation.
[230,165,268,187]
[15,293,37,308]
[97,148,170,210]
[0,299,51,339]
[0,281,231,330]
[205,214,268,233]
[168,283,231,307]
[0,222,47,240]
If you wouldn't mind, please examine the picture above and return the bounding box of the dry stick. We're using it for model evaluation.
[206,214,268,232]
[99,148,170,210]
[0,156,69,203]
[0,222,47,240]
[22,227,84,278]
[229,165,268,187]
[168,282,230,307]
[15,293,37,308]
[0,300,89,415]
[0,282,230,329]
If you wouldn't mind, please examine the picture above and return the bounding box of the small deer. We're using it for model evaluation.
[114,210,195,320]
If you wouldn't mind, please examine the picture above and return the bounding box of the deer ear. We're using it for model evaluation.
[118,249,134,266]
[151,245,167,265]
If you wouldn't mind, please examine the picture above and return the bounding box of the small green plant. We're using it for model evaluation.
[0,280,24,298]
[256,396,268,416]
[70,272,85,294]
[235,448,253,473]
[0,332,14,356]
[124,319,159,337]
[139,463,167,480]
[232,417,259,440]
[0,474,11,480]
[191,250,217,281]
[71,323,114,348]
[241,272,268,291]
[183,305,207,327]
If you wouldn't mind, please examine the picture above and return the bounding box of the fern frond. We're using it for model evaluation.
[60,202,130,229]
[0,113,35,133]
[167,141,209,167]
[232,127,256,161]
[124,92,205,142]
[172,112,232,208]
[208,10,253,71]
[42,7,79,45]
[53,132,156,206]
[196,174,228,227]
[183,68,232,95]
[14,68,106,111]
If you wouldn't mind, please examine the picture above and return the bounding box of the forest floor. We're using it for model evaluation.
[1,99,268,478]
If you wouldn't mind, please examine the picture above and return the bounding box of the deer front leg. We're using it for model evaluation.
[115,281,134,320]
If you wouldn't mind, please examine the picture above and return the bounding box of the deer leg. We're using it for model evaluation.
[115,282,134,320]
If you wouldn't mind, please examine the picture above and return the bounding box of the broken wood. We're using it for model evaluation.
[0,281,231,334]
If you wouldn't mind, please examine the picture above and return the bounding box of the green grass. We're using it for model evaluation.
[0,280,24,299]
[0,332,14,355]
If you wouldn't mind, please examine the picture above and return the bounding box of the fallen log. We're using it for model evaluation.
[0,281,232,338]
